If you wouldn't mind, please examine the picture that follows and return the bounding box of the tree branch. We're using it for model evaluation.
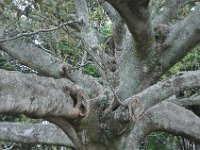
[0,35,103,98]
[139,6,200,90]
[0,69,88,119]
[106,0,155,52]
[73,0,108,77]
[72,0,120,95]
[0,122,75,148]
[158,5,200,75]
[46,117,81,149]
[112,70,200,122]
[125,70,200,111]
[168,95,200,106]
[122,102,200,149]
[152,0,199,25]
[99,0,121,22]
[0,38,73,79]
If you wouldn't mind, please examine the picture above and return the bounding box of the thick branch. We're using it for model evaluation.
[74,0,108,77]
[137,5,200,89]
[46,117,81,148]
[0,37,102,98]
[0,69,87,119]
[0,39,72,79]
[152,0,199,25]
[106,0,155,52]
[73,0,119,88]
[168,95,200,106]
[111,70,200,122]
[99,0,122,25]
[124,70,200,111]
[158,5,200,75]
[0,122,75,148]
[123,102,200,149]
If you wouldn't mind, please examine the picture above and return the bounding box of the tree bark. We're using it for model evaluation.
[0,0,200,149]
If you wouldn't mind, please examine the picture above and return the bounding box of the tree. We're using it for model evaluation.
[0,0,200,149]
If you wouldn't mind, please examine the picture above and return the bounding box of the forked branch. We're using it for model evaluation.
[123,102,200,149]
[113,70,200,122]
[106,0,155,52]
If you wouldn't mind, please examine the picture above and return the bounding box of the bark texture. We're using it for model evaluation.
[0,0,200,149]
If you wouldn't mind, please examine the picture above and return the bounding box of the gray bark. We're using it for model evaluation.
[0,69,86,119]
[0,122,74,148]
[0,0,200,149]
[121,102,200,149]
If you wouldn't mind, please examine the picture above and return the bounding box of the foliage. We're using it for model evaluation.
[59,40,82,65]
[88,0,112,36]
[162,44,200,78]
[0,56,36,73]
[146,132,178,150]
[99,21,112,36]
[0,114,25,122]
[179,3,196,17]
[82,64,100,77]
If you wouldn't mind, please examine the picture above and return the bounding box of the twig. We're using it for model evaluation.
[73,62,90,69]
[82,39,104,70]
[80,51,87,66]
[37,44,54,54]
[3,143,15,150]
[0,21,81,42]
